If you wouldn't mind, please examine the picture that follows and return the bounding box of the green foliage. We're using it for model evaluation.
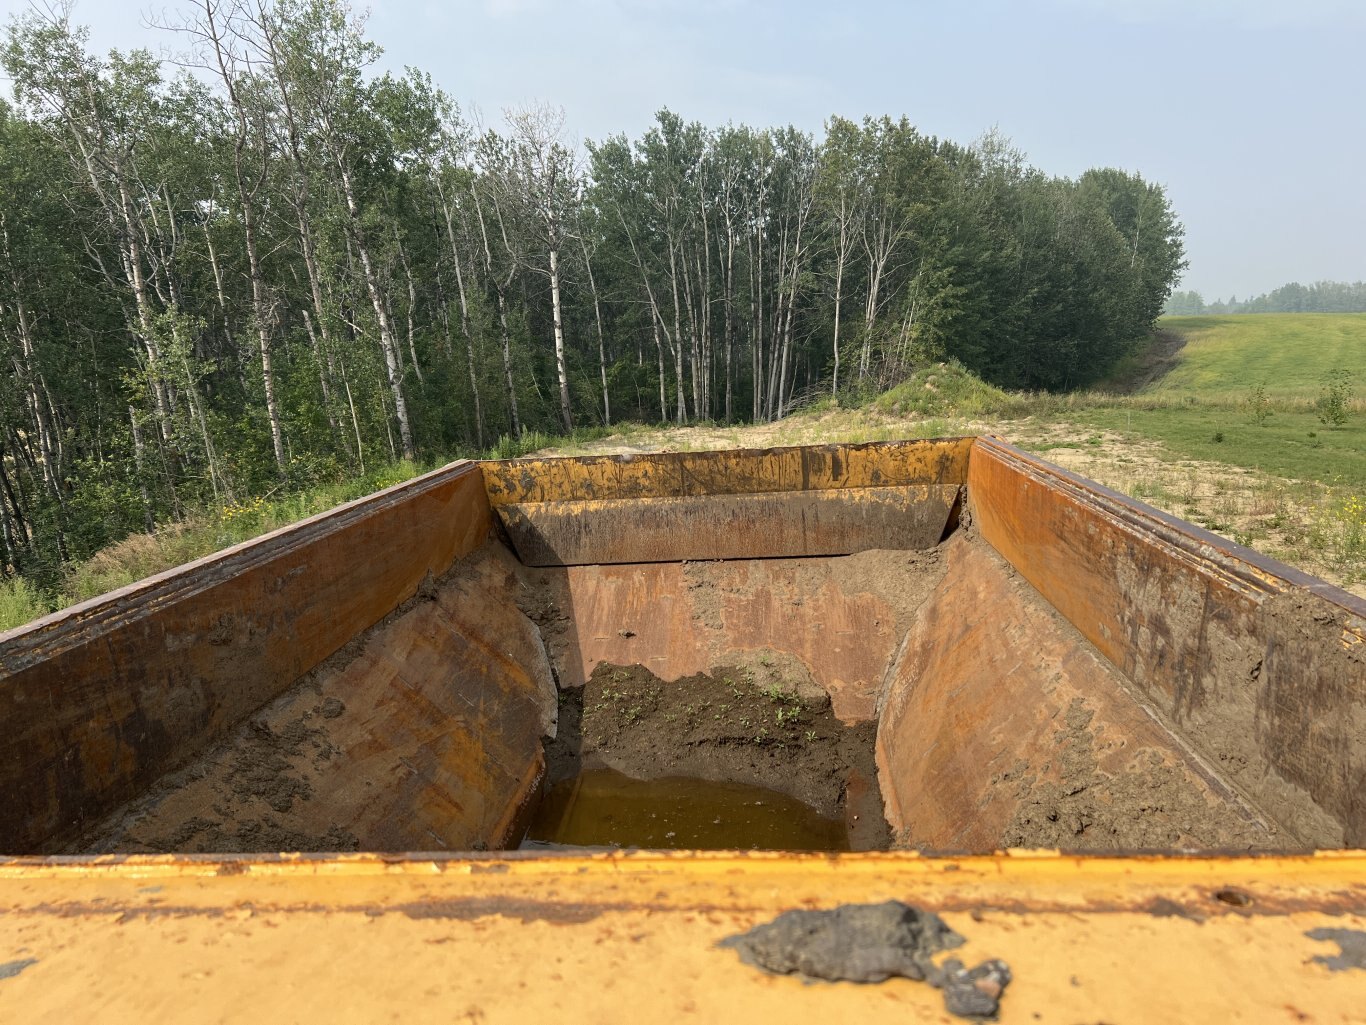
[1165,290,1207,315]
[873,362,1012,418]
[1247,384,1273,426]
[0,6,1187,605]
[485,431,555,460]
[0,575,52,632]
[1169,281,1366,316]
[1317,368,1354,428]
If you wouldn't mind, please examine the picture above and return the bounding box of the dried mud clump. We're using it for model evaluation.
[721,900,1011,1020]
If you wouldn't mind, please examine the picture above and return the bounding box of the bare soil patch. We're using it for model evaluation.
[999,697,1274,851]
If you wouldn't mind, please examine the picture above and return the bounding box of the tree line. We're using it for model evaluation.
[1166,281,1366,316]
[0,0,1185,586]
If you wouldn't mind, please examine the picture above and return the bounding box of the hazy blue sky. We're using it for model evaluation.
[4,0,1363,300]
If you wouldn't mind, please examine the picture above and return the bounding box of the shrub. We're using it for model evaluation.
[1317,368,1354,428]
[0,576,52,633]
[1247,384,1273,426]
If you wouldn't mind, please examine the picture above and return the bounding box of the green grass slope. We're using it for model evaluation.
[1155,313,1366,398]
[1079,313,1366,486]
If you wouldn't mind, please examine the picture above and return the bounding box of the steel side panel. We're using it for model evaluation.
[541,558,907,721]
[77,544,554,855]
[0,852,1362,1023]
[498,485,958,565]
[0,462,494,854]
[877,533,1276,848]
[479,437,974,505]
[967,437,1366,847]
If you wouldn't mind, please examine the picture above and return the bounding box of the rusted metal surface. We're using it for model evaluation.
[75,542,555,855]
[499,485,959,565]
[480,437,974,505]
[484,439,971,565]
[0,850,1362,1023]
[530,551,935,721]
[877,533,1278,850]
[0,461,493,855]
[967,437,1366,847]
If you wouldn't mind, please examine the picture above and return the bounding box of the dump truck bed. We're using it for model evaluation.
[1,436,1363,1021]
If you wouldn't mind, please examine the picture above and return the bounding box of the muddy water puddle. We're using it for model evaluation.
[520,766,849,851]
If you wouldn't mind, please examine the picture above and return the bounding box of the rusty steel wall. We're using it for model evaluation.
[481,438,974,504]
[76,543,556,856]
[967,437,1366,847]
[531,557,918,722]
[482,439,971,565]
[0,461,493,854]
[876,533,1278,850]
[494,486,958,566]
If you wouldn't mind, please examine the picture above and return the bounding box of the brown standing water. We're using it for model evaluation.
[520,767,849,851]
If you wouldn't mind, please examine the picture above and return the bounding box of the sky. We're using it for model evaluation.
[2,0,1363,301]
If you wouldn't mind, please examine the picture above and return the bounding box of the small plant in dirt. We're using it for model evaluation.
[1317,368,1354,428]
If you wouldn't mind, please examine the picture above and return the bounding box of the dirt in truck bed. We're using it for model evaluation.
[542,661,892,850]
[73,679,364,855]
[997,696,1275,851]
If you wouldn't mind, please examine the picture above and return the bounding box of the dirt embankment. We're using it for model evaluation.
[1096,328,1188,393]
[544,662,891,849]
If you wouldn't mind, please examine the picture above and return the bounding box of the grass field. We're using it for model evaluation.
[1026,314,1366,588]
[1154,313,1366,399]
[1064,313,1366,488]
[1064,403,1366,488]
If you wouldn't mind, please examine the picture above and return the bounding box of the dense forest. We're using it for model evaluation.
[0,0,1185,586]
[1166,281,1366,316]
